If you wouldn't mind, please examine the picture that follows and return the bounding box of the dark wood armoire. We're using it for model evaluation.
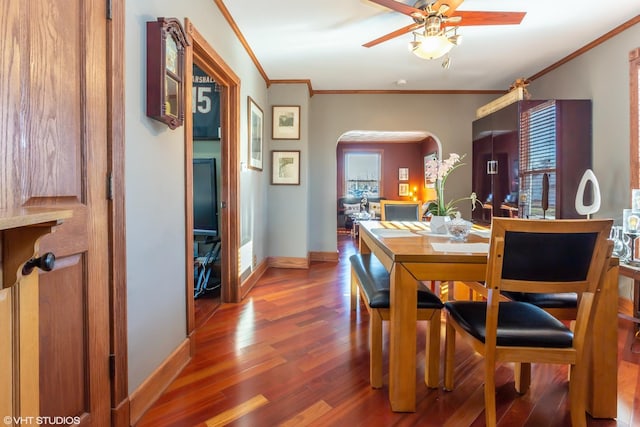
[471,99,592,223]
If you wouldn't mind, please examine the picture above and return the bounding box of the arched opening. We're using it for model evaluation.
[335,130,441,233]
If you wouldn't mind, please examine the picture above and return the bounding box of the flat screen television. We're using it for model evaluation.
[193,158,218,236]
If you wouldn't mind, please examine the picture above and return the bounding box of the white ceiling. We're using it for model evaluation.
[223,0,639,92]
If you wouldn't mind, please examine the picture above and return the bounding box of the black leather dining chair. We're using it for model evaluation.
[443,217,613,427]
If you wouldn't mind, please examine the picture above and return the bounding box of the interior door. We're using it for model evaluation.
[0,1,110,425]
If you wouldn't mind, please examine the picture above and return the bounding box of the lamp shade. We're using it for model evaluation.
[410,34,454,60]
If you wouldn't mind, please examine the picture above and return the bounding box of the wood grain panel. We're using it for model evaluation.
[17,273,39,419]
[309,251,339,262]
[0,288,12,421]
[1,0,110,424]
[39,260,85,418]
[24,198,88,257]
[0,0,20,210]
[24,1,82,201]
[268,256,309,269]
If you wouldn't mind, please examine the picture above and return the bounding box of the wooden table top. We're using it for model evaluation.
[358,220,490,264]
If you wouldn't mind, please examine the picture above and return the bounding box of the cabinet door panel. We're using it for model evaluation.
[472,136,493,223]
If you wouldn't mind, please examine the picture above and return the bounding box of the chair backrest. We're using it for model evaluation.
[487,218,612,296]
[380,200,421,221]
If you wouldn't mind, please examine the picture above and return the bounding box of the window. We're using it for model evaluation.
[630,48,640,190]
[344,151,381,198]
[519,101,557,219]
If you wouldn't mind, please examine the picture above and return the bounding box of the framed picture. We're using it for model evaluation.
[248,97,263,171]
[272,105,300,140]
[399,183,409,196]
[192,64,220,140]
[271,150,300,185]
[398,167,409,181]
[424,152,438,188]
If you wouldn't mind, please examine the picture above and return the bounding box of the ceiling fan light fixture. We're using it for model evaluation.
[410,33,455,60]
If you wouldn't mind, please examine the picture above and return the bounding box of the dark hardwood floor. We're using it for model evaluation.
[137,234,640,427]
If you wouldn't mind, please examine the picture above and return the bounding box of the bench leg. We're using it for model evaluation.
[350,268,358,311]
[425,310,441,388]
[444,315,456,391]
[370,309,384,388]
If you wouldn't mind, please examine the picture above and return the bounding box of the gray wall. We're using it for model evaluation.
[125,0,269,393]
[528,23,640,221]
[266,84,311,258]
[307,93,496,253]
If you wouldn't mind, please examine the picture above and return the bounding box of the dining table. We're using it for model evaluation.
[357,220,618,417]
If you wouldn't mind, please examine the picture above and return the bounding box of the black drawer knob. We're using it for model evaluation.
[22,252,56,275]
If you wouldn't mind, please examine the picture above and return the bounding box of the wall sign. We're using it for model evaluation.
[192,65,221,140]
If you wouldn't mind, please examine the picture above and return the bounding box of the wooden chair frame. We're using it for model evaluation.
[380,200,422,221]
[444,218,613,427]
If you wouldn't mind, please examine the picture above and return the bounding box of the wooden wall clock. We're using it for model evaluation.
[146,17,189,129]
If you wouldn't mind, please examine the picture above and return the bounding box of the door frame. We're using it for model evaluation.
[184,20,241,338]
[107,0,129,423]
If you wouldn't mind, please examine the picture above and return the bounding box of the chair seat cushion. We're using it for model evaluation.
[349,253,443,309]
[501,291,577,309]
[444,301,572,348]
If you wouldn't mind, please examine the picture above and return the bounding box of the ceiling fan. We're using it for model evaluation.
[363,0,526,66]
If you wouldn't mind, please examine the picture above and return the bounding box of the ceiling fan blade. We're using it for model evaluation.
[362,22,423,48]
[444,11,526,26]
[368,0,425,18]
[432,0,464,16]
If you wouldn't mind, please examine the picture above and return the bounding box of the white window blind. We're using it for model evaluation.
[519,101,557,219]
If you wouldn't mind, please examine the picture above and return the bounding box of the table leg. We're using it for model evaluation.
[389,263,418,412]
[586,264,618,418]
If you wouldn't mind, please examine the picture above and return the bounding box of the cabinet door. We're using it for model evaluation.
[0,1,110,423]
[492,131,519,217]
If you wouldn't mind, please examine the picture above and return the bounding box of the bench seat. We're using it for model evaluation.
[349,253,443,388]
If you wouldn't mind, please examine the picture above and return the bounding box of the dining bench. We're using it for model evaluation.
[349,253,443,388]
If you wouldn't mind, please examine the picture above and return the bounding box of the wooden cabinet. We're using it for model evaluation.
[471,99,592,223]
[1,208,71,426]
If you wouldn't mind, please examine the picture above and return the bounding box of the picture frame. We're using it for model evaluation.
[398,183,409,197]
[248,97,263,171]
[424,152,438,188]
[398,167,409,181]
[271,150,300,185]
[272,105,300,140]
[192,64,220,140]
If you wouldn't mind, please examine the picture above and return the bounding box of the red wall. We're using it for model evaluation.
[337,138,438,202]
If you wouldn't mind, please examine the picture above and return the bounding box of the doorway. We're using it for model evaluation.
[185,20,242,337]
[192,62,222,327]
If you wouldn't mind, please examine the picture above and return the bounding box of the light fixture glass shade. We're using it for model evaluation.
[410,35,455,60]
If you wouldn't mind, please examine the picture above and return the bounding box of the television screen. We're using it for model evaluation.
[193,158,218,234]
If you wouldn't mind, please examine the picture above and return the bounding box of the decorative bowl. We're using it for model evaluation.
[446,219,472,241]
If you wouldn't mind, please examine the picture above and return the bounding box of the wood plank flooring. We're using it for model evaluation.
[137,235,640,426]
